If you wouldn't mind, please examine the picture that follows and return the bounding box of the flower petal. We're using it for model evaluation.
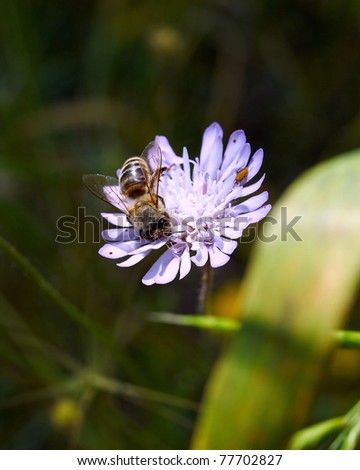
[217,170,239,201]
[191,245,209,267]
[231,191,269,215]
[182,147,192,191]
[237,142,251,169]
[199,122,223,179]
[241,173,266,197]
[155,135,183,167]
[209,245,230,267]
[214,236,238,255]
[179,247,191,280]
[101,213,131,227]
[243,204,272,224]
[245,148,263,182]
[99,239,150,259]
[99,243,128,259]
[142,249,180,285]
[131,239,167,255]
[102,227,137,242]
[117,250,152,267]
[222,130,246,172]
[222,226,245,239]
[222,185,244,208]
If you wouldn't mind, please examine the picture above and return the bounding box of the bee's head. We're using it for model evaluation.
[142,214,172,241]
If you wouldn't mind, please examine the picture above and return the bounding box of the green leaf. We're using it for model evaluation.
[290,416,345,449]
[290,399,360,450]
[192,150,360,449]
[330,399,360,449]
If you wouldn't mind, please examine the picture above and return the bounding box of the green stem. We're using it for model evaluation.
[330,399,360,449]
[87,371,199,411]
[333,330,360,349]
[290,416,346,449]
[150,312,240,331]
[197,260,213,315]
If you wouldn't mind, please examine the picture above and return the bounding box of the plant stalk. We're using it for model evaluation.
[197,260,213,315]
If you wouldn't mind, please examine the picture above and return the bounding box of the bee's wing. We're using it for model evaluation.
[141,141,163,171]
[82,174,131,216]
[140,141,163,205]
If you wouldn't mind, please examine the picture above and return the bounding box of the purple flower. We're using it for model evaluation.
[99,122,271,285]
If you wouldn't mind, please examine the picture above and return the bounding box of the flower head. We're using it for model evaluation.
[98,122,271,285]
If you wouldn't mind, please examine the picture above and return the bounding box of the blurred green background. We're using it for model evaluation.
[1,0,360,449]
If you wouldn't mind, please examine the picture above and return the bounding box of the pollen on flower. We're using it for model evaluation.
[95,122,271,285]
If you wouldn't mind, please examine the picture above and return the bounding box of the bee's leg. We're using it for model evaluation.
[160,163,175,175]
[150,164,175,191]
[149,168,161,192]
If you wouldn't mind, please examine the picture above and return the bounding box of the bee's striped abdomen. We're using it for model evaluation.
[119,157,150,199]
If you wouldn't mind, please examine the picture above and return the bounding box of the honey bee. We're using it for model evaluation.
[83,141,172,241]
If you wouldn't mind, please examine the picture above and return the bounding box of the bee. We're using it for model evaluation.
[83,141,172,241]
